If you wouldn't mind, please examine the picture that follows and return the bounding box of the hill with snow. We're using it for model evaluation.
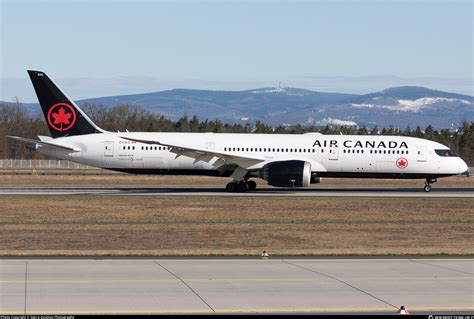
[9,86,474,129]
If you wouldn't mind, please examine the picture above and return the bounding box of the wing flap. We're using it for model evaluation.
[120,136,266,168]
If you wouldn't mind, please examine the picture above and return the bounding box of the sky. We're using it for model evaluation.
[1,0,473,102]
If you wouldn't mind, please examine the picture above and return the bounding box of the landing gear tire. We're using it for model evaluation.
[236,181,248,192]
[226,182,237,192]
[247,180,257,191]
[226,181,248,193]
[423,177,437,193]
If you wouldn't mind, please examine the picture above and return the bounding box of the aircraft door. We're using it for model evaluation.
[417,146,427,162]
[328,147,338,160]
[104,141,114,157]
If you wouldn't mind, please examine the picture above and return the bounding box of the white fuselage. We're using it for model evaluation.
[36,132,468,178]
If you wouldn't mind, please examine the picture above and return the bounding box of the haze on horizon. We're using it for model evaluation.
[1,0,473,102]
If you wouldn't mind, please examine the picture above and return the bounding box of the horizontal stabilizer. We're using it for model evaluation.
[7,136,80,152]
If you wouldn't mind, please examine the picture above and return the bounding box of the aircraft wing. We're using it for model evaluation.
[120,136,266,169]
[7,136,80,152]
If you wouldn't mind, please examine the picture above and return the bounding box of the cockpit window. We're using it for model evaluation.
[435,149,459,157]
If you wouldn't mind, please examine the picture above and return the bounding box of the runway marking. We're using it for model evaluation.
[2,306,474,315]
[0,275,471,284]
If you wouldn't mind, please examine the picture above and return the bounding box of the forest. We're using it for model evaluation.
[1,101,473,165]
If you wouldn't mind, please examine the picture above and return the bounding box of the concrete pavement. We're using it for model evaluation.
[1,258,473,314]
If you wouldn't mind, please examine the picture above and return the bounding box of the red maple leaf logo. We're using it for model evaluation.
[47,103,77,132]
[52,107,72,126]
[396,158,408,169]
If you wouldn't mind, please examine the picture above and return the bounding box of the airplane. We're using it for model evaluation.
[8,70,469,193]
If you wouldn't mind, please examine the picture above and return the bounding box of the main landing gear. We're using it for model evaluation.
[424,177,437,192]
[226,180,257,192]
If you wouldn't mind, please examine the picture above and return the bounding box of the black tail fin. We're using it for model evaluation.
[27,70,104,138]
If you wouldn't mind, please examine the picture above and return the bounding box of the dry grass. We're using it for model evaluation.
[0,195,472,256]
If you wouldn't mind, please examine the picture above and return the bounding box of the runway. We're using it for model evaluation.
[0,186,473,197]
[1,258,472,314]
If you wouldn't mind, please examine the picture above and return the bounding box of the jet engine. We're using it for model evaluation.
[262,160,312,187]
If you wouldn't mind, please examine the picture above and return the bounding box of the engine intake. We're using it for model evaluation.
[263,160,311,187]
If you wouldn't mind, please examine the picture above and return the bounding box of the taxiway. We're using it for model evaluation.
[1,258,472,314]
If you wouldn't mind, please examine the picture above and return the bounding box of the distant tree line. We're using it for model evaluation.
[1,101,473,165]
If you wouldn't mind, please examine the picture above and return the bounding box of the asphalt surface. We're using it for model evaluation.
[1,258,473,314]
[0,187,473,197]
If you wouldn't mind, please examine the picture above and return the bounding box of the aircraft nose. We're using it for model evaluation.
[459,159,469,176]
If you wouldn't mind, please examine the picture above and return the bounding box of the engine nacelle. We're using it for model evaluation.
[262,160,311,187]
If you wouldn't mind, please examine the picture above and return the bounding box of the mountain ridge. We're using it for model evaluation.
[4,86,473,129]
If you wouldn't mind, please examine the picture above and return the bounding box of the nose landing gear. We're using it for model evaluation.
[424,177,437,192]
